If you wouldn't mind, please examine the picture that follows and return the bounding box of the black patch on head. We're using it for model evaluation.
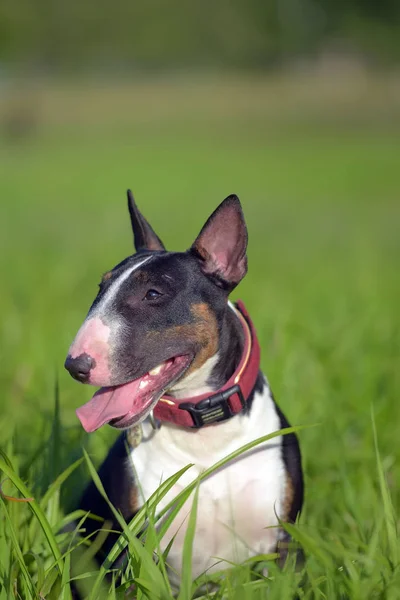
[86,251,229,386]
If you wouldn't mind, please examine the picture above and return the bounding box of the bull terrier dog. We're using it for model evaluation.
[65,192,304,583]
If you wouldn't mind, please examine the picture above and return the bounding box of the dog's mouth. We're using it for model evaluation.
[75,355,192,432]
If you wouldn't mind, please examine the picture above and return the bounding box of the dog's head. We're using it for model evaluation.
[65,191,248,431]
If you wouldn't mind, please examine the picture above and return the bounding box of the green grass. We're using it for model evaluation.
[0,73,399,598]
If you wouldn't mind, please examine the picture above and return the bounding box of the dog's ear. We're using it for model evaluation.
[190,194,248,289]
[127,190,165,252]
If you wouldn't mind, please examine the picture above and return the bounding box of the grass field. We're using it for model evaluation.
[0,73,399,598]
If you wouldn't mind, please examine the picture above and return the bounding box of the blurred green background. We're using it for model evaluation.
[0,0,399,580]
[1,0,400,69]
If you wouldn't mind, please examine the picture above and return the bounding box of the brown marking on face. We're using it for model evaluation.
[133,270,150,283]
[102,271,112,282]
[282,473,294,521]
[146,302,219,377]
[189,302,219,372]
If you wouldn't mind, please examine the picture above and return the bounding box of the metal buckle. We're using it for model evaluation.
[179,384,245,428]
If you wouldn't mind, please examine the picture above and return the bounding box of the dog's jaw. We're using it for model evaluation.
[75,354,193,432]
[168,352,220,399]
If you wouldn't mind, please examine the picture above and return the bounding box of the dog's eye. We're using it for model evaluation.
[144,289,162,301]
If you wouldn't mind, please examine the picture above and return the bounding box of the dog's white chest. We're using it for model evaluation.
[130,387,286,579]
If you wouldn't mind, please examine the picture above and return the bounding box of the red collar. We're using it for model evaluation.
[153,300,261,428]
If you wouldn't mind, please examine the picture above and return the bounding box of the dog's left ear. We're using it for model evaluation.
[190,194,248,289]
[127,190,166,252]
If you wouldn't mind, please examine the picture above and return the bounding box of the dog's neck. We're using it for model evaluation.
[152,305,252,458]
[169,304,245,400]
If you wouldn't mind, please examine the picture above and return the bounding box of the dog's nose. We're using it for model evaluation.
[65,353,95,383]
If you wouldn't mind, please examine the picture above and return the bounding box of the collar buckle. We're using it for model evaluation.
[178,384,245,428]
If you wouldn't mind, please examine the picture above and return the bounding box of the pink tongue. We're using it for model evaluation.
[76,379,142,432]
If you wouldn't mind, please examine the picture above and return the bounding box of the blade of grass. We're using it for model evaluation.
[0,451,64,574]
[177,480,200,600]
[24,552,45,593]
[0,495,37,599]
[141,500,173,597]
[60,550,72,600]
[40,565,60,597]
[49,377,62,484]
[55,508,103,533]
[282,522,332,569]
[126,534,169,599]
[40,458,84,509]
[27,457,85,547]
[371,405,398,566]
